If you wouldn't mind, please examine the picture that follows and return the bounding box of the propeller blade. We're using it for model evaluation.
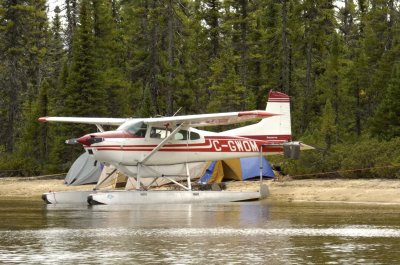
[65,138,79,145]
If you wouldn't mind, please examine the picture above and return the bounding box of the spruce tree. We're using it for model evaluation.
[57,0,108,166]
[370,65,400,140]
[0,0,48,153]
[17,80,50,171]
[64,0,107,118]
[321,99,336,151]
[92,0,130,117]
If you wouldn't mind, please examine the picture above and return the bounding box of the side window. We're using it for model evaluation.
[150,127,171,139]
[150,128,161,138]
[172,130,200,140]
[150,128,200,141]
[174,130,189,141]
[190,131,200,140]
[135,123,148,137]
[125,122,147,137]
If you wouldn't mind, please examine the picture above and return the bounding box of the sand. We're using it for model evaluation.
[1,177,400,204]
[0,177,95,199]
[267,178,400,204]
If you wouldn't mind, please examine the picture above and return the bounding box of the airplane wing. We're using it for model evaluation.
[143,111,277,127]
[38,110,276,128]
[38,117,131,126]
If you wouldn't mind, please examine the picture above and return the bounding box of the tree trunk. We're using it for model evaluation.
[281,0,290,94]
[166,0,174,116]
[301,41,313,133]
[209,0,219,58]
[239,0,248,109]
[66,0,78,62]
[149,0,160,114]
[355,86,361,136]
[6,60,20,153]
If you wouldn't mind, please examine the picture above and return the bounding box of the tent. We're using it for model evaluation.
[64,152,103,186]
[199,157,274,184]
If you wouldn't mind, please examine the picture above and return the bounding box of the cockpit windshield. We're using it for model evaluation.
[117,121,147,137]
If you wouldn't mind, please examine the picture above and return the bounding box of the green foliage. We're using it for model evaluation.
[273,137,400,179]
[0,0,48,153]
[64,0,107,118]
[320,99,336,150]
[370,65,400,140]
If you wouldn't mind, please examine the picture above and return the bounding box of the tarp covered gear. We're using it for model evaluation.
[96,165,127,189]
[124,162,206,190]
[64,153,103,186]
[199,157,274,184]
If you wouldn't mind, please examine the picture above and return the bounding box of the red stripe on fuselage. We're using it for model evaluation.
[86,133,287,154]
[92,137,284,153]
[94,147,284,153]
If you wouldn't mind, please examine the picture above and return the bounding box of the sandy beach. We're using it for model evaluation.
[1,177,400,204]
[0,177,95,199]
[267,178,400,204]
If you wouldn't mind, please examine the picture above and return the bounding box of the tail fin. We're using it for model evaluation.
[223,90,292,142]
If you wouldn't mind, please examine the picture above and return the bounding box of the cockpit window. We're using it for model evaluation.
[190,131,200,140]
[150,127,171,139]
[174,130,189,140]
[174,130,201,140]
[118,121,147,137]
[149,128,200,141]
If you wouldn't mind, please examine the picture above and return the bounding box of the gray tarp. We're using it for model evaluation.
[64,152,102,186]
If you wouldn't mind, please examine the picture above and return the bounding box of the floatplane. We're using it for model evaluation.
[40,91,312,205]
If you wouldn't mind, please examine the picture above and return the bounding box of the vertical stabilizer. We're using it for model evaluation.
[223,90,292,142]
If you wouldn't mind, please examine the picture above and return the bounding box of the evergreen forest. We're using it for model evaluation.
[0,0,399,178]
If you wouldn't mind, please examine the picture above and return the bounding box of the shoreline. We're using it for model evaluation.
[267,178,400,205]
[1,177,400,205]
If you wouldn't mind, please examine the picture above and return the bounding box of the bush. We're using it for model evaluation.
[0,154,40,177]
[271,137,400,179]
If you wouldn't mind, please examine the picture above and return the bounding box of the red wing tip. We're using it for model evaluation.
[38,117,48,122]
[238,111,276,117]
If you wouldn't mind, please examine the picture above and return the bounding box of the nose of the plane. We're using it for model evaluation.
[76,131,130,146]
[77,134,104,146]
[77,134,92,146]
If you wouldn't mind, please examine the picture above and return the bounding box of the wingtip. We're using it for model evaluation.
[238,111,277,117]
[38,117,48,122]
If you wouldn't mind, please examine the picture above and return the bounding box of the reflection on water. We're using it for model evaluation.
[0,199,400,264]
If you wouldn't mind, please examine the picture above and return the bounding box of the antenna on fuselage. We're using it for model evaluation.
[173,107,182,117]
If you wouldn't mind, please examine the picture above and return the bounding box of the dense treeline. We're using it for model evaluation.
[0,0,399,177]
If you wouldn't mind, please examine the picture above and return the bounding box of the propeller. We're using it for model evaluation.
[65,138,79,145]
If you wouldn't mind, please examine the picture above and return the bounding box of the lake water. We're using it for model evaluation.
[0,199,400,264]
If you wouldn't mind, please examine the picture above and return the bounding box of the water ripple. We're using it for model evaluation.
[1,225,400,239]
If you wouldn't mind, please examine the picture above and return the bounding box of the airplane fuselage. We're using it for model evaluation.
[85,134,284,167]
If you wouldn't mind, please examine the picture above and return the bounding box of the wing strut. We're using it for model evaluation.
[95,124,105,132]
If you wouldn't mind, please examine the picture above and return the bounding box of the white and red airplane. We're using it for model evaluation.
[39,90,311,190]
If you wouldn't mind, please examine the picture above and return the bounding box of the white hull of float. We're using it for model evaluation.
[87,184,269,205]
[42,184,269,205]
[42,190,95,204]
